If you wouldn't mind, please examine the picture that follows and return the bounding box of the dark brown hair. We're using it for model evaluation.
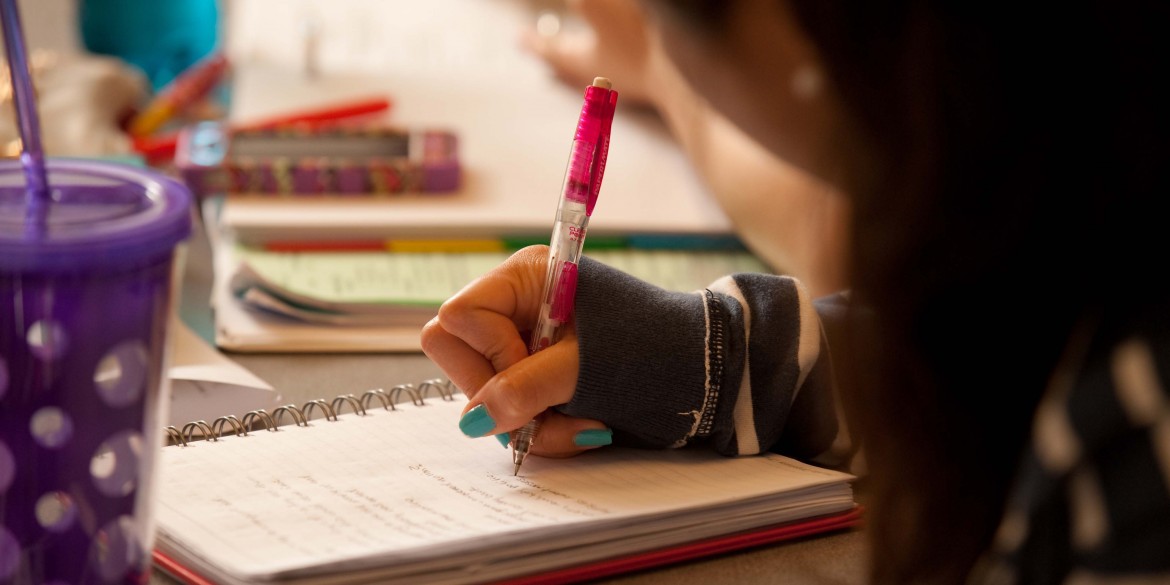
[656,1,1168,582]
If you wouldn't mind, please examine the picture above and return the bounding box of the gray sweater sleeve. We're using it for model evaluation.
[557,256,847,462]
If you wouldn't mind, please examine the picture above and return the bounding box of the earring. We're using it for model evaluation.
[790,64,823,101]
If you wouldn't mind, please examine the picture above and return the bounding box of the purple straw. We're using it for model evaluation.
[0,0,51,238]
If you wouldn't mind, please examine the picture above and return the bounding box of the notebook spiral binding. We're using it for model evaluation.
[165,378,458,446]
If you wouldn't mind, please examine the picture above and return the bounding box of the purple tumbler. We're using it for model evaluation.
[0,159,191,584]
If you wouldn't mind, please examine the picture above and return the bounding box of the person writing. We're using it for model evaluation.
[422,0,1170,582]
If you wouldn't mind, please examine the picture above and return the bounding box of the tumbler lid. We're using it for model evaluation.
[0,159,192,272]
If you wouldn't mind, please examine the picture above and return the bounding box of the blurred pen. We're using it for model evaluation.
[511,77,618,475]
[132,96,392,162]
[128,52,230,138]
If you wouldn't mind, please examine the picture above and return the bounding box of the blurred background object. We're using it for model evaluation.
[0,49,147,157]
[78,0,220,90]
[0,0,226,159]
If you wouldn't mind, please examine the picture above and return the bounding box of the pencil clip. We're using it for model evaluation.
[585,87,618,216]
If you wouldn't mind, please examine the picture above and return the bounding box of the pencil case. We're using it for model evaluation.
[174,120,460,198]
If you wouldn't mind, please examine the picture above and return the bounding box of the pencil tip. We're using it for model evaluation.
[513,463,521,476]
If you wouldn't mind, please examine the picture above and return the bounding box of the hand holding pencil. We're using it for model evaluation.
[510,77,617,474]
[421,78,619,470]
[420,246,612,458]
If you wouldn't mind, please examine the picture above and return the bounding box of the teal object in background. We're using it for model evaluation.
[79,0,219,89]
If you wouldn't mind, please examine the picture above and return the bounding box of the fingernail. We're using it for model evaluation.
[572,428,613,447]
[459,404,496,437]
[495,433,511,448]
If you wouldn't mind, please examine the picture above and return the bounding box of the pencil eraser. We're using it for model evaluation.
[592,77,612,89]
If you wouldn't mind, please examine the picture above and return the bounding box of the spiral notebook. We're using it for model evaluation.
[153,379,860,585]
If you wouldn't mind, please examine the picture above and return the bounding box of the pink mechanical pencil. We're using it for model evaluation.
[511,77,618,475]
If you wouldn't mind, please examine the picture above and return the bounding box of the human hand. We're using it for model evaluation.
[420,246,612,457]
[520,0,664,108]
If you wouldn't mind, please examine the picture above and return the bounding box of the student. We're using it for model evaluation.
[421,0,1170,583]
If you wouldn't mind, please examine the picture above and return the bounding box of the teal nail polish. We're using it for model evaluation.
[495,433,511,448]
[459,404,496,437]
[573,428,613,447]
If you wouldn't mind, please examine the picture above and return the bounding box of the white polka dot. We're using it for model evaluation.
[94,341,149,408]
[90,515,142,582]
[27,320,68,360]
[35,491,77,533]
[90,431,143,497]
[0,442,14,493]
[30,407,73,449]
[0,528,18,579]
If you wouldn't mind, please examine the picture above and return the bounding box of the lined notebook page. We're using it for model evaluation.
[155,397,853,582]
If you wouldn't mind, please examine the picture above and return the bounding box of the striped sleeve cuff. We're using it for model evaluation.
[706,274,837,457]
[563,257,840,459]
[560,257,742,449]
